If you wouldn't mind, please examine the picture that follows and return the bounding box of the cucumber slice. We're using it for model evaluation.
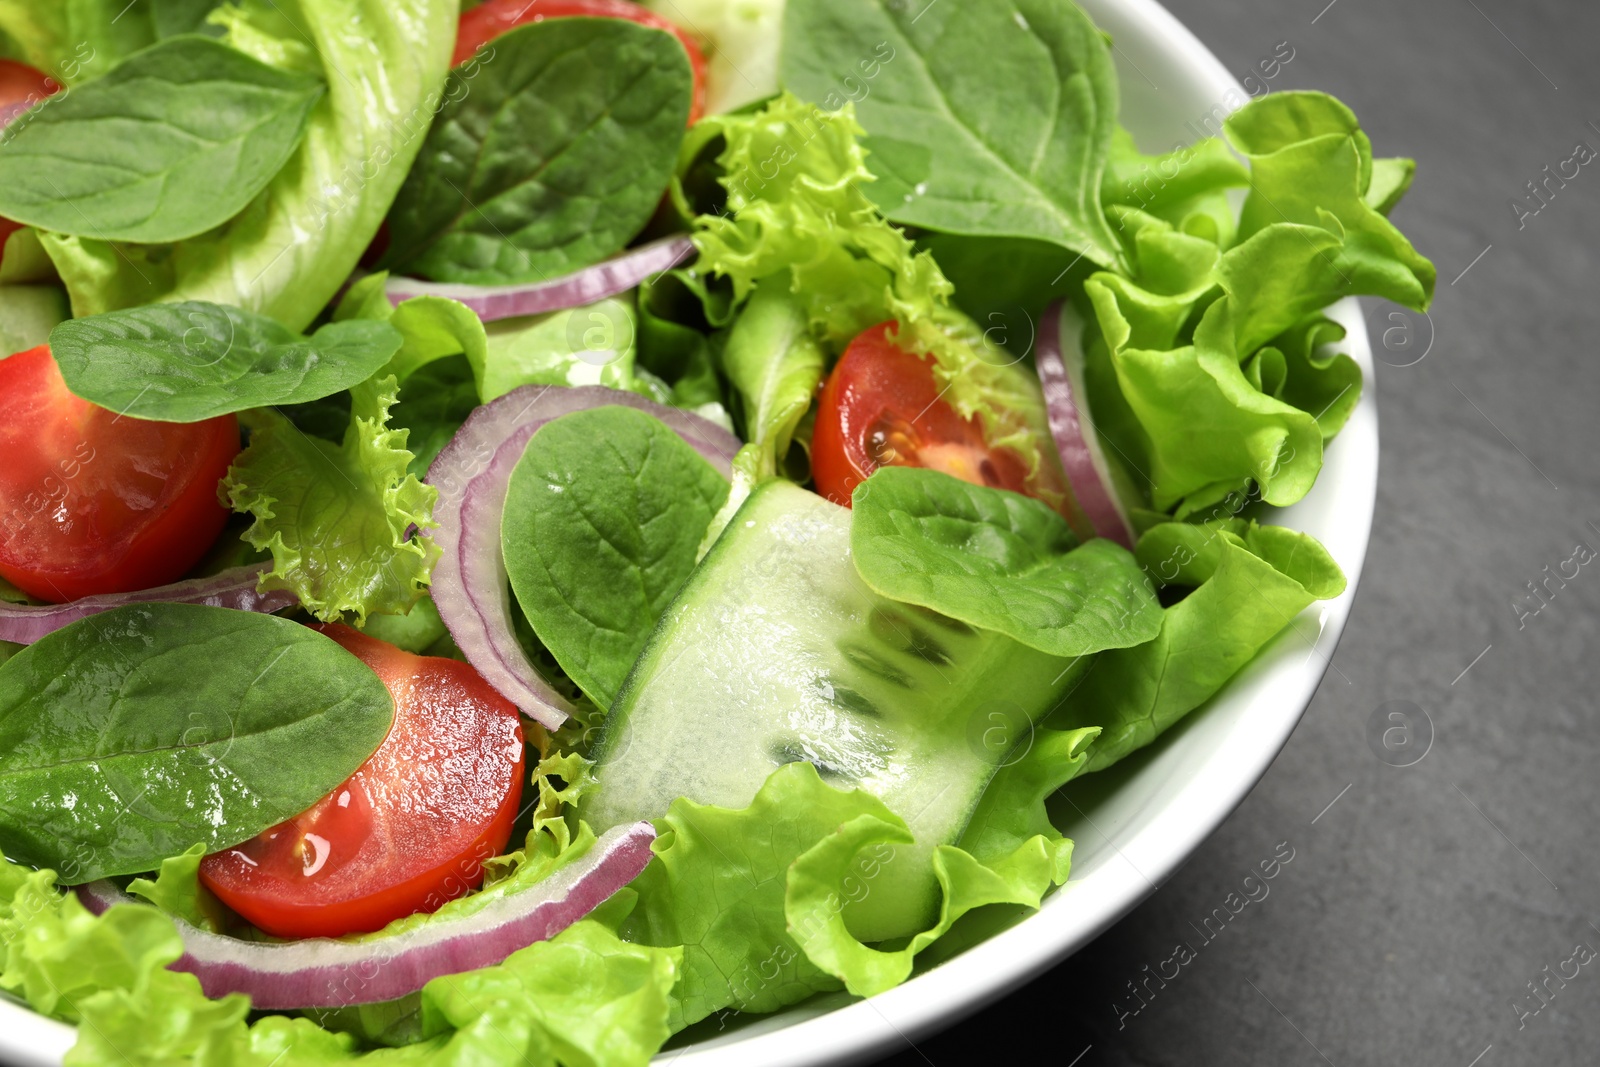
[585,481,1084,939]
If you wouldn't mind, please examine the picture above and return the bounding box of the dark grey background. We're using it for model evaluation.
[880,0,1600,1064]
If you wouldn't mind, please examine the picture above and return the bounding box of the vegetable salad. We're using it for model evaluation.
[0,1,1432,1065]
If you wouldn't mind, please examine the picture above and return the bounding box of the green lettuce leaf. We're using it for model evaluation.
[1103,128,1249,247]
[37,0,456,332]
[787,815,1067,998]
[0,843,679,1067]
[480,299,648,403]
[620,761,861,1029]
[1051,520,1345,772]
[956,724,1100,876]
[126,844,229,934]
[223,375,440,624]
[0,860,188,1025]
[1225,91,1435,317]
[330,277,489,477]
[623,760,1071,1024]
[1089,287,1324,511]
[1080,91,1434,514]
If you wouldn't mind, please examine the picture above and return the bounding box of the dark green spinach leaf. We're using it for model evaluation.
[502,406,729,710]
[0,35,324,243]
[49,301,403,422]
[850,467,1161,656]
[383,17,693,284]
[781,0,1125,271]
[0,603,395,883]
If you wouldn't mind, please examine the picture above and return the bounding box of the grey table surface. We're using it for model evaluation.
[879,0,1600,1064]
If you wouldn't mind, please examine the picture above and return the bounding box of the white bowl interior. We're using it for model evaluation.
[0,3,1377,1065]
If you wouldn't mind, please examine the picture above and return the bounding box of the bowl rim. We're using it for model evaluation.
[0,2,1378,1065]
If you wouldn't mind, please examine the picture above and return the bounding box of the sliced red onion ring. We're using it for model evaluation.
[1038,301,1137,549]
[427,384,739,728]
[385,236,697,323]
[0,564,296,645]
[76,821,655,1009]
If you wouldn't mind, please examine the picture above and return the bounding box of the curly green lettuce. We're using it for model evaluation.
[622,760,1071,1025]
[0,849,680,1067]
[223,375,439,624]
[1082,90,1434,514]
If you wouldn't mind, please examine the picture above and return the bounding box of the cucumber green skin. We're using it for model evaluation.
[585,482,1083,940]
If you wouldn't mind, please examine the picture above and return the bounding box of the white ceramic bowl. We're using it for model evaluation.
[0,2,1376,1064]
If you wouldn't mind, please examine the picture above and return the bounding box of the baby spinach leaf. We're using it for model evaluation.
[502,406,729,710]
[850,467,1161,656]
[781,0,1125,272]
[384,17,693,284]
[0,603,394,883]
[0,35,324,244]
[49,301,403,422]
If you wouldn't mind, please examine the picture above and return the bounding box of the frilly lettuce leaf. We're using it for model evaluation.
[1225,90,1435,317]
[1090,286,1326,511]
[621,760,1069,1022]
[619,761,859,1029]
[957,725,1100,877]
[787,813,1067,998]
[690,92,1059,485]
[223,375,440,624]
[37,0,456,332]
[1051,519,1345,772]
[1081,91,1435,514]
[126,844,229,934]
[0,847,679,1067]
[1103,128,1248,247]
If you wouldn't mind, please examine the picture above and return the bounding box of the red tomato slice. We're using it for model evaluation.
[200,627,526,939]
[812,322,1045,508]
[0,345,238,603]
[0,60,61,266]
[454,0,707,123]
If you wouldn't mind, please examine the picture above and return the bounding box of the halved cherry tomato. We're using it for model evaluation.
[200,627,526,939]
[454,0,707,123]
[812,323,1042,508]
[0,345,238,602]
[0,60,61,266]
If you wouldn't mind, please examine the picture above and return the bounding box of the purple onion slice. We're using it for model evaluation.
[426,384,739,728]
[0,564,295,645]
[1038,301,1138,549]
[76,821,656,1009]
[385,236,696,323]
